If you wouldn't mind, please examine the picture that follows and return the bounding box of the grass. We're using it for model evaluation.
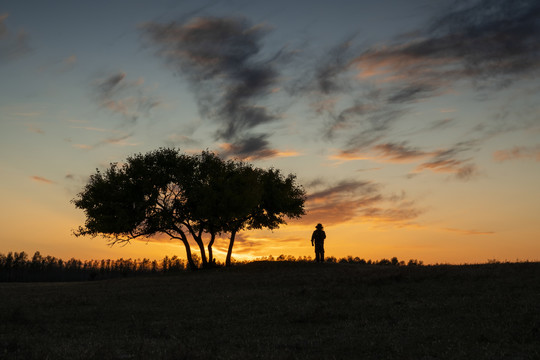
[1,261,539,359]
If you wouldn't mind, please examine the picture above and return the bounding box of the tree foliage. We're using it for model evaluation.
[73,148,306,269]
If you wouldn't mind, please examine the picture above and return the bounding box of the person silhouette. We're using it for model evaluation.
[311,223,326,262]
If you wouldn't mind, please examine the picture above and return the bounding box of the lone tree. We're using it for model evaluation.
[73,148,305,269]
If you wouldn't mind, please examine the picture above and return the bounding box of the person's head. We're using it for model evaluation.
[316,223,323,230]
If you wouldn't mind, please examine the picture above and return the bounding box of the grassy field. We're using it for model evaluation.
[1,261,539,359]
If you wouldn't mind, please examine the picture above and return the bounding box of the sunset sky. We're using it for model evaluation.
[1,0,539,264]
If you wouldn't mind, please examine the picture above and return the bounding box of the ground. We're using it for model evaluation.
[1,261,539,359]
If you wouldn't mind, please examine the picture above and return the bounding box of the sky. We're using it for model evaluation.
[1,0,539,264]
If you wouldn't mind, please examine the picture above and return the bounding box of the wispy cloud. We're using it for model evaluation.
[493,145,540,162]
[0,13,31,63]
[293,179,422,227]
[141,16,288,158]
[331,140,479,180]
[332,142,431,164]
[72,132,139,150]
[298,0,540,179]
[354,0,540,89]
[31,175,54,184]
[415,139,481,180]
[414,159,477,180]
[165,133,200,147]
[218,135,299,160]
[92,72,160,124]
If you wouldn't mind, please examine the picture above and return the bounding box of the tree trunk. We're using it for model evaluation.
[225,229,237,267]
[207,232,216,266]
[186,225,208,267]
[178,233,197,270]
[195,238,208,268]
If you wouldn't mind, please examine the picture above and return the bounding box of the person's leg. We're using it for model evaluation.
[315,244,323,262]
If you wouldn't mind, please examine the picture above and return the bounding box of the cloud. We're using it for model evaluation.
[293,179,422,227]
[31,176,54,184]
[493,145,540,162]
[141,16,286,154]
[331,139,479,180]
[301,0,539,175]
[355,0,540,88]
[329,104,408,148]
[332,142,431,164]
[412,140,480,180]
[299,180,382,226]
[313,39,357,95]
[0,13,31,63]
[218,134,299,160]
[92,72,160,124]
[165,133,200,147]
[308,180,379,202]
[415,160,477,180]
[73,132,139,150]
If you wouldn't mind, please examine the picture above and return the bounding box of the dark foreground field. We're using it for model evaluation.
[1,261,539,359]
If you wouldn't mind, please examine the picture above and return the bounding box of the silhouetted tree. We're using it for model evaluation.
[73,148,204,269]
[220,166,306,266]
[73,148,305,269]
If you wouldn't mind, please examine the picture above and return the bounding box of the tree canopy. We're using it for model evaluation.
[73,148,305,269]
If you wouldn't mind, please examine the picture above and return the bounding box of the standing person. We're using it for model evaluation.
[311,223,326,262]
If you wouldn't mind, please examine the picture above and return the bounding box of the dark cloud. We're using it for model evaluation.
[386,83,439,104]
[0,13,31,63]
[303,0,539,172]
[414,140,480,180]
[425,118,455,132]
[337,107,408,150]
[308,180,378,202]
[333,139,480,181]
[296,179,422,227]
[97,72,126,98]
[370,142,429,162]
[415,159,477,180]
[427,0,540,79]
[355,0,540,89]
[314,40,357,95]
[141,16,284,147]
[219,134,298,160]
[92,72,160,124]
[220,134,275,160]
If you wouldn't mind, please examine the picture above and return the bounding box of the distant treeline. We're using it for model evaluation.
[0,251,423,282]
